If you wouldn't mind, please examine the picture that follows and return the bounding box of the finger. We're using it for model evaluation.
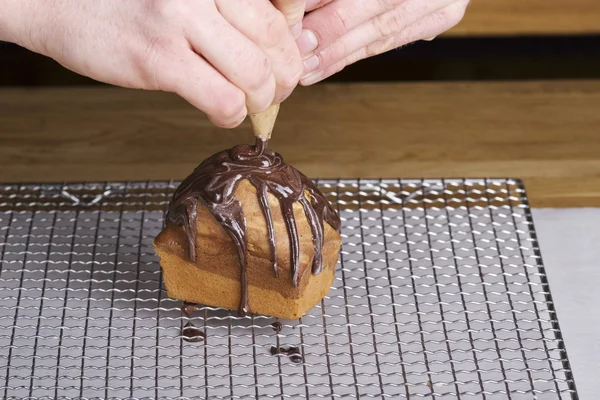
[301,0,457,78]
[298,0,407,57]
[217,0,302,103]
[271,0,307,38]
[185,4,276,113]
[153,48,247,128]
[301,0,469,86]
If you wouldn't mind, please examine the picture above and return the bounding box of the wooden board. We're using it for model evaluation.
[447,0,600,36]
[1,81,600,208]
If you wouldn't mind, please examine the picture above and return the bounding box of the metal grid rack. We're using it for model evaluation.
[0,179,577,399]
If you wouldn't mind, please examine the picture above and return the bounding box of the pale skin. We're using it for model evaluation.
[0,0,469,128]
[296,0,471,85]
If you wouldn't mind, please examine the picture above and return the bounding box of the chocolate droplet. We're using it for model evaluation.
[181,302,200,318]
[271,321,283,333]
[182,321,205,343]
[269,345,303,364]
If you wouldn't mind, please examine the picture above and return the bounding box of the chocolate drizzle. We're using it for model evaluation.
[270,346,303,363]
[166,139,341,316]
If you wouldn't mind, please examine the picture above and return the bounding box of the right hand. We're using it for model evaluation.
[11,0,303,128]
[270,0,307,39]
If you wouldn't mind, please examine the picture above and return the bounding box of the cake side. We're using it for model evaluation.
[154,240,338,319]
[153,179,342,318]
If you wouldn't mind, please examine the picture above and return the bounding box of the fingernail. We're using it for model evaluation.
[296,29,319,57]
[300,70,324,86]
[303,55,320,75]
[290,22,303,40]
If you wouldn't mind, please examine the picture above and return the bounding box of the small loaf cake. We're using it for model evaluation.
[153,140,342,319]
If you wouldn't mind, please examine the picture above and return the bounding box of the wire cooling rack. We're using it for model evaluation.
[0,179,577,400]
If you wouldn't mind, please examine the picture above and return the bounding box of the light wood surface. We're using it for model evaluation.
[1,81,599,208]
[447,0,600,36]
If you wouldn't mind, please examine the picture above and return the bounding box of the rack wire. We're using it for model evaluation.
[0,179,577,399]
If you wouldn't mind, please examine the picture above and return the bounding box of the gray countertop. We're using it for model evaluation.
[533,209,600,400]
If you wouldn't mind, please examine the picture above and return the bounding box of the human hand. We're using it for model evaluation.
[5,0,303,128]
[271,0,306,39]
[296,0,470,85]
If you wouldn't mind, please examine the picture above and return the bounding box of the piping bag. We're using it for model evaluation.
[249,104,280,142]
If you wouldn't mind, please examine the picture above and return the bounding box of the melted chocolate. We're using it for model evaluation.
[182,321,205,343]
[271,321,283,333]
[182,302,200,318]
[270,346,303,363]
[166,139,340,316]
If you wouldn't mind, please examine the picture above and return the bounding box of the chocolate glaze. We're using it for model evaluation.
[270,346,303,363]
[182,321,205,343]
[166,139,340,316]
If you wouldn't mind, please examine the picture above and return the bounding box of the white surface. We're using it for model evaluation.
[533,208,600,400]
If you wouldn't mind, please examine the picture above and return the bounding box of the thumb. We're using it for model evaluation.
[271,0,306,37]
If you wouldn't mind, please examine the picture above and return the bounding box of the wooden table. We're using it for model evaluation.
[1,80,599,208]
[448,0,600,37]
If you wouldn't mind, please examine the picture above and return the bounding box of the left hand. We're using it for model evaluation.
[296,0,470,85]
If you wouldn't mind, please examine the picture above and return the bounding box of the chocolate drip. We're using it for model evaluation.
[182,322,205,342]
[181,302,200,318]
[299,197,324,274]
[270,346,303,363]
[166,138,341,316]
[280,200,300,285]
[251,178,278,277]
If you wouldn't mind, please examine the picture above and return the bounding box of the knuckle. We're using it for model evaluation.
[331,61,347,76]
[262,10,290,47]
[148,0,198,22]
[378,0,404,9]
[374,9,405,38]
[279,71,300,93]
[136,37,176,91]
[149,0,181,20]
[331,8,350,33]
[246,56,273,91]
[319,43,344,69]
[434,8,453,28]
[366,36,396,58]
